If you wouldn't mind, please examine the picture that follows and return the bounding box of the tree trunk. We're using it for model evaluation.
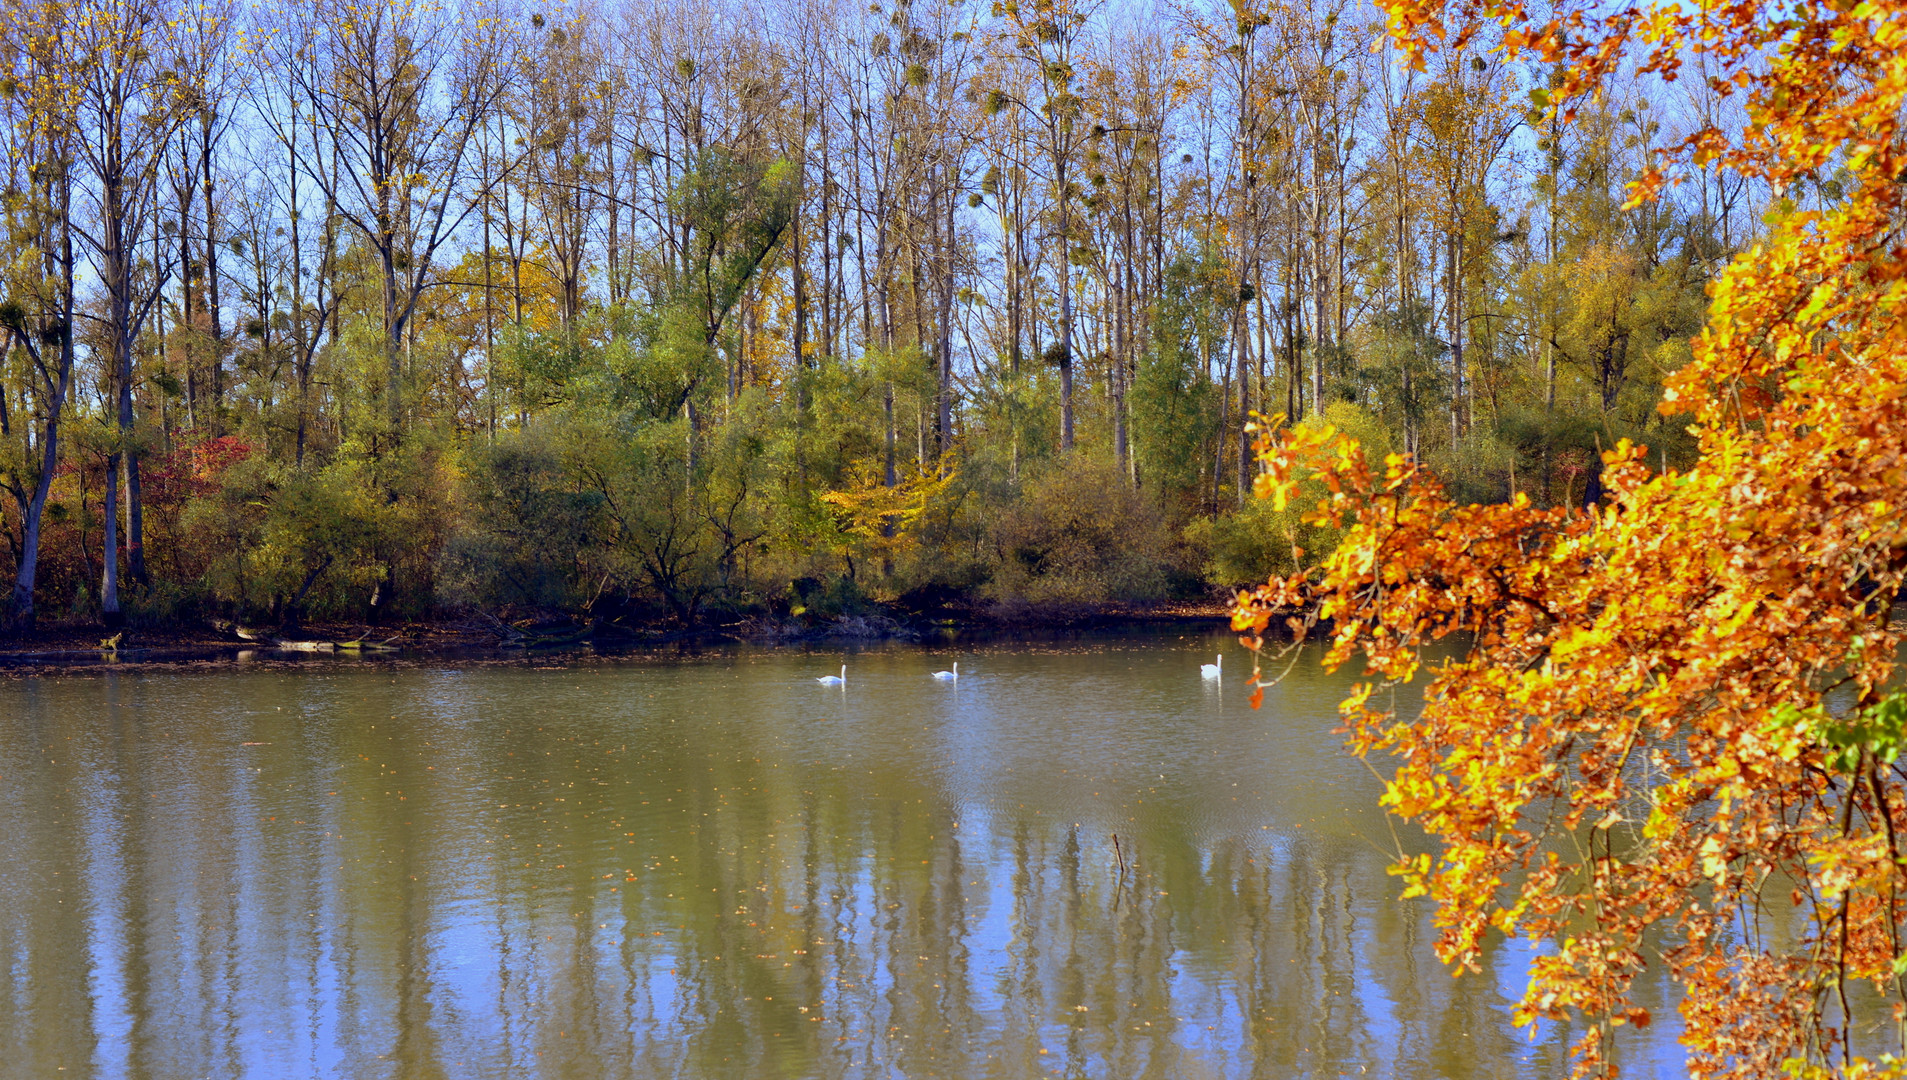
[383,248,402,429]
[201,112,224,431]
[1236,293,1252,507]
[1211,328,1227,512]
[121,362,145,587]
[8,325,69,630]
[177,133,199,431]
[1057,169,1075,452]
[1449,225,1464,451]
[883,383,896,488]
[11,182,77,628]
[935,183,954,462]
[102,451,122,626]
[1113,233,1129,479]
[290,83,312,465]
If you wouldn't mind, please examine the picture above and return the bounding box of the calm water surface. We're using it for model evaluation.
[0,633,1686,1078]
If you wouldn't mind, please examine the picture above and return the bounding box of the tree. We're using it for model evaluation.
[0,0,81,629]
[1237,0,1907,1074]
[290,0,516,432]
[575,408,769,625]
[1273,0,1366,421]
[986,0,1101,452]
[1411,45,1517,454]
[1131,249,1221,508]
[1181,0,1282,507]
[69,0,191,623]
[663,145,798,461]
[246,13,349,467]
[515,12,610,335]
[1080,21,1178,482]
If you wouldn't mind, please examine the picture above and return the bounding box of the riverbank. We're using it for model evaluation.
[0,598,1240,675]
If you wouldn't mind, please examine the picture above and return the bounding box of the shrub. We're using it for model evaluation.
[984,453,1174,610]
[440,428,603,613]
[1187,401,1384,588]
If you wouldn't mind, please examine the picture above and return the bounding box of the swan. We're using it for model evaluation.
[816,664,846,686]
[1200,654,1222,679]
[932,662,958,681]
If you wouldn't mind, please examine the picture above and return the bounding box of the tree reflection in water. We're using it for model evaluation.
[0,643,1681,1078]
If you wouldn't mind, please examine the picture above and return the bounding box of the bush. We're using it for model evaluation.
[983,453,1175,610]
[1188,401,1383,588]
[440,427,603,613]
[176,432,454,625]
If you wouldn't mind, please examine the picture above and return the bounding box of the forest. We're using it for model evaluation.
[0,0,1753,632]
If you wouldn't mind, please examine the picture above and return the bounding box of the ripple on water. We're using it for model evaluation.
[0,633,1689,1079]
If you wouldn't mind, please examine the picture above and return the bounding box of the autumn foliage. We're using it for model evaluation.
[1234,0,1907,1075]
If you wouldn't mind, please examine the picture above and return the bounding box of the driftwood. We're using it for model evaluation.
[334,632,402,652]
[210,617,402,652]
[478,611,590,649]
[502,624,590,649]
[477,611,529,646]
[275,631,401,652]
[209,620,275,642]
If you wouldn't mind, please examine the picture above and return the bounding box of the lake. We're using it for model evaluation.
[0,632,1687,1077]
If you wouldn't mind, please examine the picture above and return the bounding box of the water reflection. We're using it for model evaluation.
[0,638,1684,1077]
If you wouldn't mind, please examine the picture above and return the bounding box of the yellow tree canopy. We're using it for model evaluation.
[1237,0,1907,1075]
[820,461,957,568]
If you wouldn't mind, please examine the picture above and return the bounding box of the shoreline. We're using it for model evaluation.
[0,600,1241,676]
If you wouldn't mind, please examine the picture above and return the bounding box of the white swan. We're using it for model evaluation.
[932,662,958,681]
[1200,654,1222,679]
[817,664,846,686]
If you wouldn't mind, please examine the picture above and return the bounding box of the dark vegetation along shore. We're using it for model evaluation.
[0,600,1231,660]
[0,0,1738,648]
